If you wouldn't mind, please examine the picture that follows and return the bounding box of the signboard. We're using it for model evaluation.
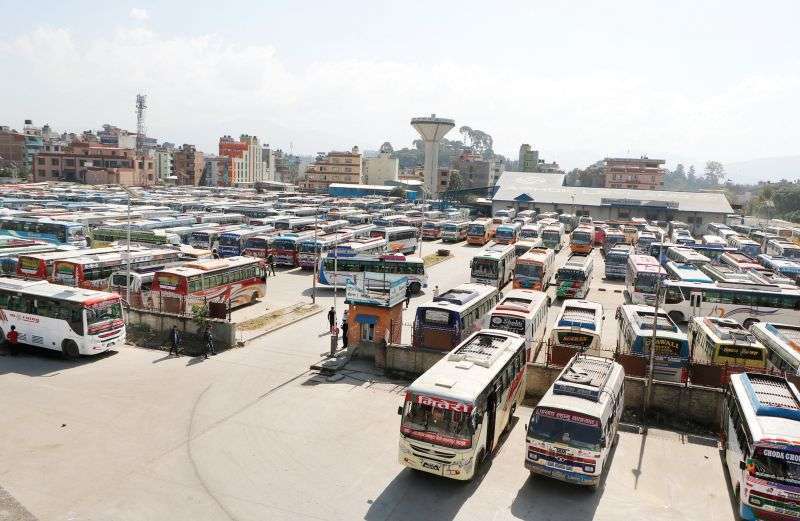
[644,337,683,357]
[601,198,679,209]
[537,408,600,428]
[557,331,594,349]
[415,395,473,413]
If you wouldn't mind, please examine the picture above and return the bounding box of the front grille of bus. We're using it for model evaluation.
[410,444,455,459]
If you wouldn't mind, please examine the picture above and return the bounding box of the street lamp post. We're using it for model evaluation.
[643,241,665,417]
[119,186,138,307]
[311,211,318,303]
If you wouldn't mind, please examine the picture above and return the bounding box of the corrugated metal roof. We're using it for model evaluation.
[493,171,733,214]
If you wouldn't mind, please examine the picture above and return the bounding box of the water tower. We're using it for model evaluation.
[411,114,455,197]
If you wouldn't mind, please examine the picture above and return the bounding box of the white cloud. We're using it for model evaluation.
[129,8,149,21]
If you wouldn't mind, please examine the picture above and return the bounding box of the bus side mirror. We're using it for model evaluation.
[600,436,607,448]
[397,406,403,416]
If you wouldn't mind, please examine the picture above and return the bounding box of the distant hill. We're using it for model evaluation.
[726,156,800,184]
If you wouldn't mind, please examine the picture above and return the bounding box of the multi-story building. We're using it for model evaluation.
[153,145,174,183]
[261,144,275,182]
[303,147,362,191]
[0,127,26,167]
[362,147,398,185]
[218,134,265,186]
[173,144,205,186]
[602,157,666,190]
[451,149,504,190]
[273,149,301,184]
[518,144,562,173]
[203,155,232,186]
[32,141,156,186]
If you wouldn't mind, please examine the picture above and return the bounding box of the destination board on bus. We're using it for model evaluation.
[557,331,594,348]
[490,315,525,336]
[718,345,764,360]
[643,337,683,357]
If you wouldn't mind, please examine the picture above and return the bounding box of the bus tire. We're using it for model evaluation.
[61,340,80,361]
[250,292,259,304]
[667,311,684,324]
[743,318,758,330]
[409,282,421,295]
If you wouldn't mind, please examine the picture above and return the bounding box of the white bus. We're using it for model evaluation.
[440,221,469,243]
[722,372,800,521]
[487,289,550,359]
[398,329,527,480]
[555,254,593,300]
[660,279,800,329]
[520,224,541,241]
[334,236,387,257]
[412,283,500,351]
[765,239,800,260]
[470,244,516,289]
[666,246,710,267]
[525,354,624,488]
[625,254,667,306]
[751,322,800,376]
[370,226,418,254]
[319,253,427,294]
[541,223,565,252]
[550,299,604,353]
[0,277,126,358]
[616,304,690,382]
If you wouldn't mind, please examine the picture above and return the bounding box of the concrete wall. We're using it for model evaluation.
[383,344,444,378]
[127,308,237,348]
[524,362,725,430]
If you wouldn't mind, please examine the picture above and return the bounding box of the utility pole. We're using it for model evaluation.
[311,211,318,303]
[643,241,665,417]
[120,186,137,307]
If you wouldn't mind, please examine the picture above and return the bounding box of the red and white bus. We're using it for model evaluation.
[241,231,282,259]
[151,256,267,315]
[297,232,353,270]
[52,249,181,290]
[271,231,317,267]
[16,246,127,280]
[0,277,126,358]
[370,226,418,254]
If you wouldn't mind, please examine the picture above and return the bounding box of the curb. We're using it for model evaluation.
[241,306,324,343]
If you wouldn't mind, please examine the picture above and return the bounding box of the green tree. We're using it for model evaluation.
[388,186,406,198]
[191,303,210,334]
[704,161,726,185]
[447,170,464,192]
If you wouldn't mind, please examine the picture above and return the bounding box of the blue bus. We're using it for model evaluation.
[0,217,88,247]
[616,304,690,382]
[605,244,634,279]
[664,261,713,283]
[218,225,275,257]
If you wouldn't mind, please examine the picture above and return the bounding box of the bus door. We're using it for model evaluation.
[689,291,703,319]
[485,390,497,455]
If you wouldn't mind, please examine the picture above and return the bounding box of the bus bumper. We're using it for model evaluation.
[399,452,473,481]
[525,460,599,486]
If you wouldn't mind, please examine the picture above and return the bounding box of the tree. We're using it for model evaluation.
[388,186,406,199]
[191,304,210,334]
[704,161,726,185]
[674,163,686,178]
[459,126,473,147]
[447,170,464,192]
[687,165,697,183]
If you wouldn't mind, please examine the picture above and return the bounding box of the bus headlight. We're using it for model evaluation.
[583,465,595,473]
[528,451,538,461]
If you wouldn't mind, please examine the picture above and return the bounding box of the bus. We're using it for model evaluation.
[707,223,732,236]
[241,232,282,260]
[722,372,800,521]
[688,317,767,375]
[672,229,695,246]
[689,243,737,262]
[665,261,713,283]
[602,229,626,256]
[274,217,315,233]
[339,223,376,238]
[514,248,555,291]
[719,252,763,273]
[334,236,387,257]
[555,254,593,299]
[0,242,66,275]
[0,216,88,247]
[616,304,689,382]
[569,225,594,254]
[729,236,761,258]
[495,208,516,220]
[525,354,624,488]
[542,223,565,252]
[412,283,500,351]
[488,289,549,358]
[604,244,634,280]
[495,222,522,245]
[559,213,578,233]
[766,239,800,260]
[108,267,159,309]
[319,253,427,294]
[0,277,126,358]
[758,254,800,281]
[151,256,266,315]
[369,226,418,254]
[271,231,316,267]
[441,221,469,243]
[92,227,181,247]
[593,225,606,247]
[398,329,527,480]
[188,224,245,250]
[751,322,800,377]
[313,219,349,235]
[16,246,125,280]
[666,246,711,267]
[514,240,538,258]
[196,212,245,225]
[488,216,510,238]
[702,234,729,248]
[550,300,604,353]
[421,221,443,240]
[625,254,667,306]
[297,232,352,270]
[467,218,492,246]
[470,244,516,289]
[635,231,657,254]
[218,225,276,257]
[52,248,181,290]
[374,214,404,227]
[520,224,541,241]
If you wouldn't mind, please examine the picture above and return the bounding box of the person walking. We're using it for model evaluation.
[327,306,336,333]
[267,253,276,276]
[6,325,19,356]
[341,319,349,348]
[204,323,216,359]
[405,285,412,309]
[433,285,440,298]
[168,325,181,356]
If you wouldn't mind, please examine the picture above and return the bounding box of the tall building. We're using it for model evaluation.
[203,155,232,186]
[303,147,362,191]
[273,149,301,184]
[0,127,26,169]
[451,149,504,190]
[32,141,156,186]
[602,157,666,190]
[218,134,265,186]
[173,144,205,186]
[153,145,174,183]
[518,143,562,173]
[261,144,275,182]
[362,145,398,185]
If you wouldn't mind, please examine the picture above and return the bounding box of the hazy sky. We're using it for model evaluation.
[2,0,799,173]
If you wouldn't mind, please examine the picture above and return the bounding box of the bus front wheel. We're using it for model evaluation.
[61,340,80,361]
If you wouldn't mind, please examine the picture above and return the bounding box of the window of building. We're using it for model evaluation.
[64,159,75,166]
[50,158,58,166]
[111,150,116,156]
[618,211,631,219]
[38,169,45,175]
[37,157,45,165]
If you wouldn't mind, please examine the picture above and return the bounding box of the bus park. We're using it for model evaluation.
[6,185,800,520]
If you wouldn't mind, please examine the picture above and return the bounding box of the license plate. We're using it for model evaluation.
[422,461,440,471]
[548,462,571,471]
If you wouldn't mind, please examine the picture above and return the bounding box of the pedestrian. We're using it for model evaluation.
[341,319,349,348]
[168,325,181,356]
[212,249,220,259]
[204,323,216,359]
[433,285,440,298]
[327,306,336,333]
[267,253,276,276]
[6,325,19,356]
[405,284,412,309]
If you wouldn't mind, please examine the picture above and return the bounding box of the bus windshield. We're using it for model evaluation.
[468,224,486,235]
[572,231,591,244]
[635,272,662,294]
[753,446,800,486]
[542,230,560,241]
[472,258,498,277]
[86,300,124,331]
[219,235,240,247]
[606,252,628,265]
[401,397,473,448]
[515,263,542,279]
[528,408,601,450]
[521,229,538,239]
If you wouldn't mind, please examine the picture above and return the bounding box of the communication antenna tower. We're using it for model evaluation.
[135,94,147,152]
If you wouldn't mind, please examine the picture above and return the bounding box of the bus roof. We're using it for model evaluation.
[474,244,515,260]
[665,261,713,283]
[420,283,498,313]
[619,304,684,337]
[693,317,761,346]
[536,355,624,419]
[752,323,800,369]
[157,256,262,277]
[556,300,603,331]
[518,248,553,264]
[0,277,119,304]
[407,329,526,404]
[56,248,178,267]
[491,289,548,317]
[730,372,800,442]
